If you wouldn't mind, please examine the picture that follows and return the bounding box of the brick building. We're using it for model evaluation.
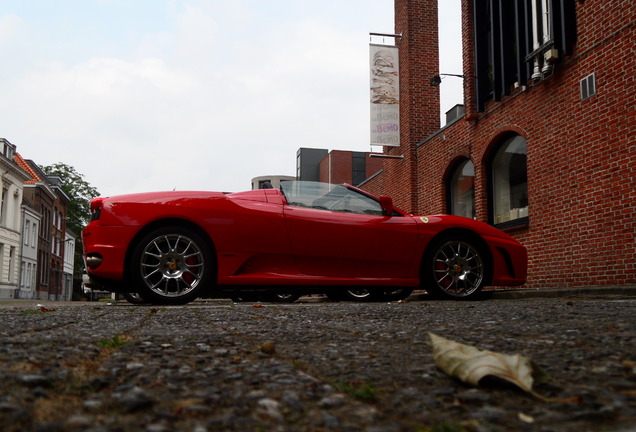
[362,0,635,289]
[297,148,383,186]
[16,155,72,300]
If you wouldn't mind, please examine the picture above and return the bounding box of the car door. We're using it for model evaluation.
[282,187,419,279]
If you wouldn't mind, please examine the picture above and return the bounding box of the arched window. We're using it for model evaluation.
[448,159,475,219]
[491,134,528,227]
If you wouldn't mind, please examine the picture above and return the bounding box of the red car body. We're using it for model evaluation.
[82,182,526,304]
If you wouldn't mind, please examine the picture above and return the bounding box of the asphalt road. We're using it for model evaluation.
[0,290,635,432]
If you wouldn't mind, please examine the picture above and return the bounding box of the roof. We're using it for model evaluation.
[14,153,42,184]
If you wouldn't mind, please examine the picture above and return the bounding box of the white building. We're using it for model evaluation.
[0,139,31,299]
[18,202,40,299]
[62,230,76,301]
[251,175,295,190]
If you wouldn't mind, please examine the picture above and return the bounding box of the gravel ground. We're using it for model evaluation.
[0,293,634,432]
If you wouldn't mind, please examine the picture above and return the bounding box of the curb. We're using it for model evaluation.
[483,286,636,300]
[406,286,636,301]
[2,287,635,307]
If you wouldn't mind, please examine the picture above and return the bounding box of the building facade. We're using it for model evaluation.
[363,0,635,290]
[18,202,40,299]
[16,155,72,300]
[0,140,31,299]
[297,148,383,186]
[251,175,296,190]
[47,175,70,301]
[63,230,76,301]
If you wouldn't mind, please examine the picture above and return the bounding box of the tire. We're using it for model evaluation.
[131,226,214,305]
[423,236,487,300]
[379,287,414,302]
[325,291,345,302]
[123,292,147,304]
[231,294,259,302]
[341,288,378,302]
[265,292,301,303]
[332,288,411,302]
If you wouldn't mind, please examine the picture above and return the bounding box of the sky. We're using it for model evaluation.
[0,0,463,197]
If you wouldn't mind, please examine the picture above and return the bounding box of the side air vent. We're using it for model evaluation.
[580,73,596,100]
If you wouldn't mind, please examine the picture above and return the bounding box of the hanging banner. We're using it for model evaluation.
[370,44,400,147]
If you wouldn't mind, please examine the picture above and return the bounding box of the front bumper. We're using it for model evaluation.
[82,223,141,282]
[484,235,528,286]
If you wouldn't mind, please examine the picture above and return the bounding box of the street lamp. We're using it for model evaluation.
[430,73,466,86]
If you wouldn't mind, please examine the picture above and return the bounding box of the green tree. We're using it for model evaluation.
[41,163,100,235]
[41,163,100,281]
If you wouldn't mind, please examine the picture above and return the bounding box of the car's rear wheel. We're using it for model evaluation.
[424,236,487,300]
[131,226,213,305]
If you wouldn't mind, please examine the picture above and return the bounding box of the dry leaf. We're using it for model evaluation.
[518,412,535,423]
[428,333,545,395]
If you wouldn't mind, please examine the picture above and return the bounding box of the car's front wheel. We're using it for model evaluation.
[131,226,214,305]
[424,236,487,300]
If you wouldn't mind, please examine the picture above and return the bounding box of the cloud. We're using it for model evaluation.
[0,1,461,197]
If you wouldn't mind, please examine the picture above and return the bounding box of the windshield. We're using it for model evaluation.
[280,181,384,216]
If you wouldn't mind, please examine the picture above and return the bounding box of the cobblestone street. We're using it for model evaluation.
[0,293,634,431]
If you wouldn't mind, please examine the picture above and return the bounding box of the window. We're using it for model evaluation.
[8,247,14,282]
[0,188,6,226]
[25,221,30,245]
[258,180,273,189]
[281,181,384,216]
[352,152,366,186]
[473,0,577,111]
[491,134,528,227]
[580,73,596,100]
[448,159,476,219]
[0,139,16,159]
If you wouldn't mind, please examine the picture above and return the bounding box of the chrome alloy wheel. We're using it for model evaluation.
[432,240,484,298]
[139,233,205,298]
[344,289,374,300]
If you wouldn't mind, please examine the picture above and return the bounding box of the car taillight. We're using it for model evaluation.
[90,198,103,221]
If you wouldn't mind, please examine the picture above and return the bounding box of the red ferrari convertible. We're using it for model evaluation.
[82,181,527,305]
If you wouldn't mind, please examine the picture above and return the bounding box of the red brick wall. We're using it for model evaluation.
[361,166,385,197]
[368,0,441,213]
[318,151,385,186]
[365,156,384,181]
[319,151,353,184]
[364,0,636,289]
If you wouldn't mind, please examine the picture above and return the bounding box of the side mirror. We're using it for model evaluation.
[379,195,394,216]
